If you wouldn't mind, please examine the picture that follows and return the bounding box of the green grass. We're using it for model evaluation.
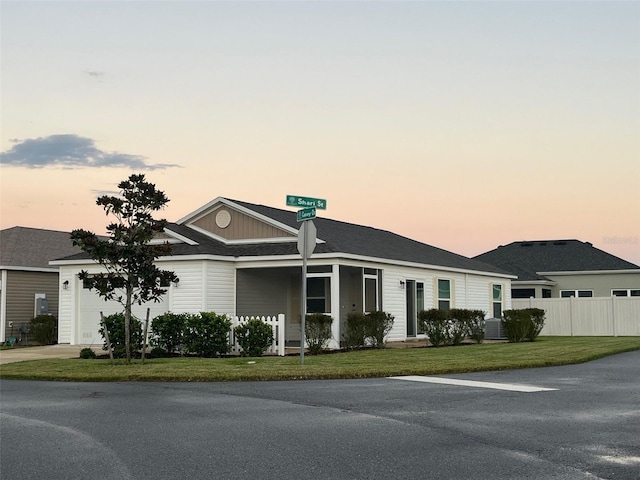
[1,337,639,382]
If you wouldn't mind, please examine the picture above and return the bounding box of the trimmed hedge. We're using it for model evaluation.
[234,318,274,357]
[305,313,333,355]
[365,311,395,349]
[185,312,232,357]
[150,312,188,355]
[343,312,368,350]
[502,308,546,343]
[418,308,488,346]
[342,311,395,349]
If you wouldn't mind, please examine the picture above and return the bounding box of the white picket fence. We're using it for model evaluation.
[512,297,640,336]
[229,314,286,356]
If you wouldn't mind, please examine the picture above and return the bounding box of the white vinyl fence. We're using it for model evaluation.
[230,314,286,356]
[512,297,640,336]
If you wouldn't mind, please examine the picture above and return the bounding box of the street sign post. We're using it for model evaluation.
[286,195,327,210]
[296,207,316,222]
[297,220,316,365]
[287,195,326,365]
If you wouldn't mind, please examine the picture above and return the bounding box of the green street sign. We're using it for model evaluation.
[286,195,327,210]
[297,207,316,222]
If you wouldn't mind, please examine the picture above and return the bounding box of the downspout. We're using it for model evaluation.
[0,270,7,342]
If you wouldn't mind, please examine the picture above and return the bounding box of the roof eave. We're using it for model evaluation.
[538,269,640,276]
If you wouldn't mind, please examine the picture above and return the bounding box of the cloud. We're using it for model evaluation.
[0,134,180,170]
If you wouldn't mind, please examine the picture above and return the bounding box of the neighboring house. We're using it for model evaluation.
[0,226,82,343]
[474,240,640,299]
[52,197,514,347]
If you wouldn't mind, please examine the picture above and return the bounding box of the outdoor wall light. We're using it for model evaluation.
[172,278,180,288]
[399,280,405,289]
[62,280,70,290]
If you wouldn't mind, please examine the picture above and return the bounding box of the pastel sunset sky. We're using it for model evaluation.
[1,1,639,265]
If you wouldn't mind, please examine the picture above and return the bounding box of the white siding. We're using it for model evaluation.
[383,266,512,342]
[382,265,410,342]
[165,261,207,313]
[57,266,76,344]
[206,261,236,316]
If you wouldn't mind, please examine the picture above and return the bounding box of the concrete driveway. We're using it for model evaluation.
[0,345,101,364]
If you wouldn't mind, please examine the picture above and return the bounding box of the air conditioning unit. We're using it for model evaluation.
[485,318,506,340]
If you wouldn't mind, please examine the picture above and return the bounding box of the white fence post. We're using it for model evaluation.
[277,313,285,357]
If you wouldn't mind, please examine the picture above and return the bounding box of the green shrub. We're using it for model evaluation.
[99,313,143,355]
[365,311,395,348]
[234,318,274,357]
[467,310,486,344]
[30,315,57,345]
[447,309,471,346]
[150,312,188,355]
[185,312,232,357]
[418,309,450,347]
[79,347,97,359]
[305,313,333,355]
[343,312,368,350]
[524,308,545,342]
[501,310,530,343]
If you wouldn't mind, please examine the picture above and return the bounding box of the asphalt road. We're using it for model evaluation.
[1,351,639,480]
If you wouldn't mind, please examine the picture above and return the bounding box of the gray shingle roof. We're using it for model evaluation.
[0,226,82,269]
[55,199,510,276]
[474,240,640,281]
[224,200,508,274]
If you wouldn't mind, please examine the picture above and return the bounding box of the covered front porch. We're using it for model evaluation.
[235,264,382,349]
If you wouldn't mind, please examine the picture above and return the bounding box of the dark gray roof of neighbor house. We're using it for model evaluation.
[0,226,81,269]
[224,199,509,275]
[474,240,640,281]
[55,199,509,276]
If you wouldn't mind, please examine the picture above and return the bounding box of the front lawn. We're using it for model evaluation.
[1,336,639,382]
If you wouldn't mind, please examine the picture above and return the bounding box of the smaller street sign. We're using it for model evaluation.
[286,195,327,210]
[296,207,316,222]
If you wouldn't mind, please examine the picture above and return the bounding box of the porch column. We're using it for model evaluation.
[330,264,340,349]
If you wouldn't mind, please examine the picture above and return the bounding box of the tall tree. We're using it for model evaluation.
[71,174,178,364]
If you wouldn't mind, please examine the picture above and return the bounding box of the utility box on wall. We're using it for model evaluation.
[35,294,49,316]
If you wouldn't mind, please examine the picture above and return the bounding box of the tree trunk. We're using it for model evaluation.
[125,286,132,365]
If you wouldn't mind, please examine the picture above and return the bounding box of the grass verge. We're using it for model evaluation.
[1,337,639,382]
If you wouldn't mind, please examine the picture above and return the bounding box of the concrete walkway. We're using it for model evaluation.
[0,345,101,365]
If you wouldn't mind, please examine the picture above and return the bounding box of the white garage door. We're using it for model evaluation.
[77,286,170,345]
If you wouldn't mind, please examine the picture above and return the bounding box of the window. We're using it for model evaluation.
[612,289,640,297]
[492,284,503,318]
[512,288,535,299]
[307,277,331,313]
[364,269,379,313]
[542,289,552,298]
[438,279,451,311]
[560,290,593,298]
[406,280,424,337]
[416,282,425,334]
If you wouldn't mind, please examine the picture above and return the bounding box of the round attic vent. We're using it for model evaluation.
[215,209,232,229]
